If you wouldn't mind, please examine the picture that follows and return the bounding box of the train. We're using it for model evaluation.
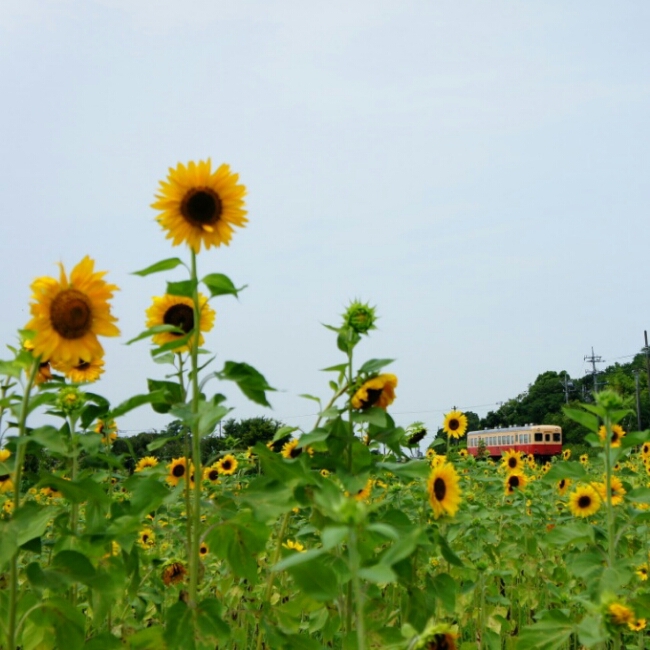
[466,424,562,459]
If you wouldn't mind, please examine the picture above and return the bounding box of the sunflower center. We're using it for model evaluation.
[208,469,219,481]
[362,388,383,408]
[172,464,186,478]
[50,289,92,339]
[290,447,302,459]
[433,477,446,501]
[181,188,222,226]
[75,360,91,370]
[164,304,194,334]
[222,460,232,470]
[578,495,591,509]
[508,475,520,489]
[448,419,459,431]
[0,474,9,482]
[559,479,566,489]
[425,634,452,650]
[508,457,517,468]
[612,431,619,443]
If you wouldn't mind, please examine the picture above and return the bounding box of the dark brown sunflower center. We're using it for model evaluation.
[578,495,591,508]
[290,447,302,459]
[172,464,186,478]
[433,477,446,501]
[222,460,232,470]
[164,304,194,334]
[181,188,222,226]
[508,475,520,489]
[0,474,9,482]
[50,289,92,339]
[448,418,460,431]
[559,479,566,489]
[142,534,149,543]
[362,388,383,409]
[200,546,207,555]
[611,431,619,443]
[425,634,454,650]
[75,360,91,370]
[208,469,219,481]
[508,457,517,468]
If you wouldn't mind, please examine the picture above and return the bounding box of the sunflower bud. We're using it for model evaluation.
[342,300,377,335]
[594,389,625,411]
[56,386,86,414]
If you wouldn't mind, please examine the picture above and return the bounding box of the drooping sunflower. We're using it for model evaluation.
[427,463,461,519]
[502,449,524,473]
[505,472,527,495]
[442,410,468,439]
[281,439,305,460]
[25,256,119,366]
[135,456,159,472]
[217,454,238,475]
[146,293,215,353]
[607,602,635,626]
[598,424,626,447]
[53,357,105,383]
[593,475,626,506]
[152,159,247,253]
[414,623,458,650]
[167,457,191,486]
[568,485,601,518]
[162,561,187,586]
[351,374,398,410]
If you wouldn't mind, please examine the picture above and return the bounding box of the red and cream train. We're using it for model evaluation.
[466,424,562,459]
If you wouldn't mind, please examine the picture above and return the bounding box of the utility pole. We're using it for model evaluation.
[559,373,574,404]
[633,370,642,431]
[644,331,650,402]
[584,347,604,397]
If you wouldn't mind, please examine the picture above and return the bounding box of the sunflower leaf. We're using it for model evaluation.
[217,361,275,407]
[202,273,247,298]
[151,332,193,356]
[358,359,395,375]
[110,390,167,418]
[126,324,184,345]
[132,258,185,276]
[166,279,197,298]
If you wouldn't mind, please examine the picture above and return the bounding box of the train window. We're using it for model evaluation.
[553,433,561,442]
[534,433,543,442]
[545,434,550,442]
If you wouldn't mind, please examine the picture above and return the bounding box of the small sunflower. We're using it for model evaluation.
[53,357,105,383]
[579,454,589,465]
[95,419,118,444]
[636,564,648,581]
[442,410,468,439]
[427,463,462,519]
[25,256,119,366]
[203,464,221,483]
[199,542,209,557]
[426,448,436,459]
[557,478,572,496]
[607,602,635,626]
[642,442,650,459]
[505,472,527,495]
[282,539,305,552]
[593,476,626,506]
[353,479,373,502]
[135,456,159,472]
[281,439,303,460]
[162,561,187,586]
[414,623,458,650]
[139,528,155,549]
[0,449,10,463]
[568,485,601,518]
[167,457,190,487]
[562,449,571,460]
[351,374,398,410]
[145,293,215,353]
[458,448,468,458]
[630,618,647,631]
[152,159,247,253]
[217,454,238,475]
[0,473,13,494]
[320,469,330,478]
[502,449,524,473]
[598,424,626,447]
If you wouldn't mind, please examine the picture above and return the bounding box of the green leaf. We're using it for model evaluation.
[217,361,275,407]
[273,548,327,572]
[166,278,197,298]
[321,526,348,550]
[146,435,179,452]
[546,522,595,547]
[357,358,395,375]
[543,461,587,483]
[563,407,600,433]
[438,534,463,567]
[298,429,330,447]
[621,429,650,449]
[197,399,231,437]
[351,407,387,427]
[576,614,606,647]
[126,324,184,345]
[321,363,348,373]
[516,609,574,649]
[380,530,421,567]
[202,273,246,298]
[358,564,396,584]
[51,550,97,585]
[287,556,339,601]
[627,487,650,503]
[377,460,430,480]
[110,390,166,418]
[29,425,69,455]
[432,573,457,613]
[132,258,184,276]
[273,425,299,443]
[147,379,183,414]
[299,393,322,406]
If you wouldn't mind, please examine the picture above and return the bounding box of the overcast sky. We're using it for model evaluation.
[1,1,648,446]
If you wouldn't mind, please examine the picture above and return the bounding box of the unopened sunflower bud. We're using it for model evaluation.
[343,300,377,335]
[56,386,86,414]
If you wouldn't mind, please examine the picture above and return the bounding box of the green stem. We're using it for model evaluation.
[347,348,354,473]
[603,417,615,568]
[348,526,366,650]
[7,358,40,650]
[188,250,202,608]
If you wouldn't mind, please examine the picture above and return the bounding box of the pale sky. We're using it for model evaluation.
[1,1,649,444]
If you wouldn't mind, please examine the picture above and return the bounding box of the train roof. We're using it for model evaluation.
[467,424,561,436]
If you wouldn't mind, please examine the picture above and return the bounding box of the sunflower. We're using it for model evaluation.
[95,419,118,444]
[414,623,458,650]
[593,476,626,506]
[630,618,647,631]
[0,473,13,494]
[427,463,461,519]
[152,159,247,253]
[199,542,209,557]
[145,293,215,353]
[562,449,571,461]
[579,454,589,465]
[636,564,648,581]
[353,479,373,502]
[167,457,191,486]
[53,357,105,383]
[162,561,187,586]
[568,485,601,518]
[642,442,650,459]
[607,602,635,626]
[505,472,527,495]
[426,448,436,459]
[598,424,626,447]
[320,469,330,478]
[281,439,304,460]
[557,478,572,496]
[351,374,398,410]
[442,410,468,439]
[25,256,119,366]
[458,449,468,458]
[502,450,524,473]
[217,454,238,475]
[138,528,155,549]
[282,539,305,552]
[203,464,221,483]
[0,449,10,463]
[135,456,159,472]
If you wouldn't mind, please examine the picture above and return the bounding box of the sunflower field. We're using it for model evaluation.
[1,160,650,650]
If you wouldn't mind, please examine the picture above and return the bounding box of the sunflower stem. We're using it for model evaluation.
[7,357,40,650]
[348,526,366,650]
[188,250,202,608]
[603,416,615,568]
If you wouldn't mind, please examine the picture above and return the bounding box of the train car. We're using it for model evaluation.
[466,424,562,459]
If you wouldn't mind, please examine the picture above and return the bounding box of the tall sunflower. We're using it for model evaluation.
[501,449,524,473]
[25,256,119,365]
[152,159,247,253]
[145,293,215,352]
[427,462,461,519]
[351,374,398,410]
[568,485,601,518]
[442,410,468,439]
